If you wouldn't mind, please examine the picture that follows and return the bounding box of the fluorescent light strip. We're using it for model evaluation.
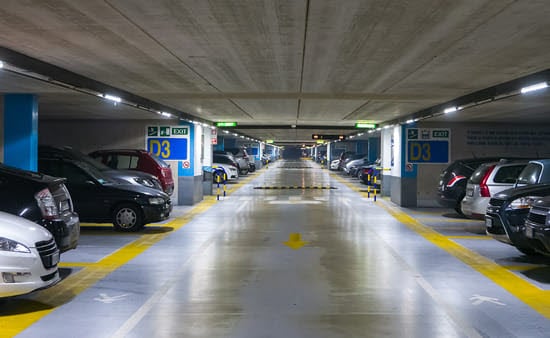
[103,94,121,103]
[443,107,457,114]
[521,82,548,94]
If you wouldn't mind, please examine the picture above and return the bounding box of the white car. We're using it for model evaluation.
[0,211,61,298]
[213,163,239,181]
[330,159,340,170]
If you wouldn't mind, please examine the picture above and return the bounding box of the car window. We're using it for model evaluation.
[60,162,92,184]
[149,153,169,168]
[469,165,492,184]
[493,164,526,184]
[114,155,139,169]
[517,163,542,185]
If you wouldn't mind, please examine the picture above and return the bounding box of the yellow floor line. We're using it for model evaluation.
[332,172,550,317]
[0,194,222,336]
[378,202,550,318]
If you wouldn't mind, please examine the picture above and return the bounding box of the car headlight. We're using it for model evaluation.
[507,196,542,210]
[0,237,31,253]
[134,177,155,188]
[148,197,165,205]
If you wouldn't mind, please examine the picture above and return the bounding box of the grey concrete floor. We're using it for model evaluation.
[8,160,550,337]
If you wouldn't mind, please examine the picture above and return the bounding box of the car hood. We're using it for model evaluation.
[493,183,550,200]
[0,211,53,246]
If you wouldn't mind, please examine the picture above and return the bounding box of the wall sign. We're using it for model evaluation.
[146,125,190,160]
[406,128,450,164]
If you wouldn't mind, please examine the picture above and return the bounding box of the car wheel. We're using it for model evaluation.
[113,203,144,232]
[240,168,249,175]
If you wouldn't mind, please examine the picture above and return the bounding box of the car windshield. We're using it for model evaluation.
[517,163,542,185]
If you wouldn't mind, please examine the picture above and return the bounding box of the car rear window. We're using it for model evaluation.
[469,164,493,184]
[493,164,526,184]
[517,163,542,185]
[149,153,169,168]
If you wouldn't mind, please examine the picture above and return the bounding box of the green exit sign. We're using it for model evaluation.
[355,123,377,129]
[172,127,188,135]
[216,122,237,127]
[432,130,449,138]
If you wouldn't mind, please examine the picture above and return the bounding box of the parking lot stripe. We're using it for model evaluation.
[446,235,492,240]
[379,202,550,319]
[0,196,219,337]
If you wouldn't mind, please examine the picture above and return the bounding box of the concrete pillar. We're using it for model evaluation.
[3,94,38,171]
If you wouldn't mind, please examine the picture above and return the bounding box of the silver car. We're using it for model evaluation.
[461,160,528,219]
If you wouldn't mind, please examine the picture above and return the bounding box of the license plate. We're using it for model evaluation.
[51,251,60,266]
[485,218,492,228]
[525,226,534,238]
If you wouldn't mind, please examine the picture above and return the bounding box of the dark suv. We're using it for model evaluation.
[0,163,80,252]
[524,196,550,256]
[437,157,509,214]
[485,184,550,255]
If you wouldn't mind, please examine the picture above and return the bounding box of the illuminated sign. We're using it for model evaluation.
[312,134,346,140]
[355,122,377,129]
[215,122,237,127]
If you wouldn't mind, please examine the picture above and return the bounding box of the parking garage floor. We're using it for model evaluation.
[2,160,550,337]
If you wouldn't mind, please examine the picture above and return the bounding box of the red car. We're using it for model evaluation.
[89,149,174,195]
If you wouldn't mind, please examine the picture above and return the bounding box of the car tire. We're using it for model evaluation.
[240,168,249,175]
[113,203,144,232]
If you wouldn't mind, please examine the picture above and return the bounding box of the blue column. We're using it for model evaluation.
[3,94,38,171]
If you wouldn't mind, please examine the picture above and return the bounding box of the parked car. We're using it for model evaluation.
[0,211,61,298]
[329,159,340,170]
[515,159,550,186]
[524,196,550,256]
[485,183,550,255]
[223,147,252,175]
[38,157,172,232]
[0,163,80,253]
[461,160,528,219]
[212,163,238,181]
[213,154,239,180]
[437,157,512,214]
[39,145,163,192]
[358,159,381,184]
[88,149,174,195]
[215,150,249,175]
[337,151,357,171]
[344,155,368,175]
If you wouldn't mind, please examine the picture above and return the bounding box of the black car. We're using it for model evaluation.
[38,158,171,232]
[0,163,80,252]
[39,145,163,192]
[437,157,509,214]
[485,184,550,255]
[524,196,550,256]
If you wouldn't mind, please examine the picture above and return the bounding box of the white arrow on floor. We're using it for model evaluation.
[469,294,506,306]
[94,293,130,304]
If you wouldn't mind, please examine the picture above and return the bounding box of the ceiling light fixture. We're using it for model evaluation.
[521,82,548,94]
[160,112,172,118]
[103,94,121,103]
[443,107,457,114]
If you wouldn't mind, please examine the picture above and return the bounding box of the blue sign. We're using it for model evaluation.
[147,138,188,160]
[407,140,449,163]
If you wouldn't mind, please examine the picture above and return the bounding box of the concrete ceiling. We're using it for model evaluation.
[0,0,549,144]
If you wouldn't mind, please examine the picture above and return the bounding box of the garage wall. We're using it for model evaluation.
[38,119,161,152]
[416,122,550,207]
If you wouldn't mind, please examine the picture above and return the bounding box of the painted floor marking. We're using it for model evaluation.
[332,172,550,319]
[378,202,550,319]
[0,165,267,336]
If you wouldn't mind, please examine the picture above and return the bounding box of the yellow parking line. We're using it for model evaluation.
[379,202,550,319]
[0,196,219,337]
